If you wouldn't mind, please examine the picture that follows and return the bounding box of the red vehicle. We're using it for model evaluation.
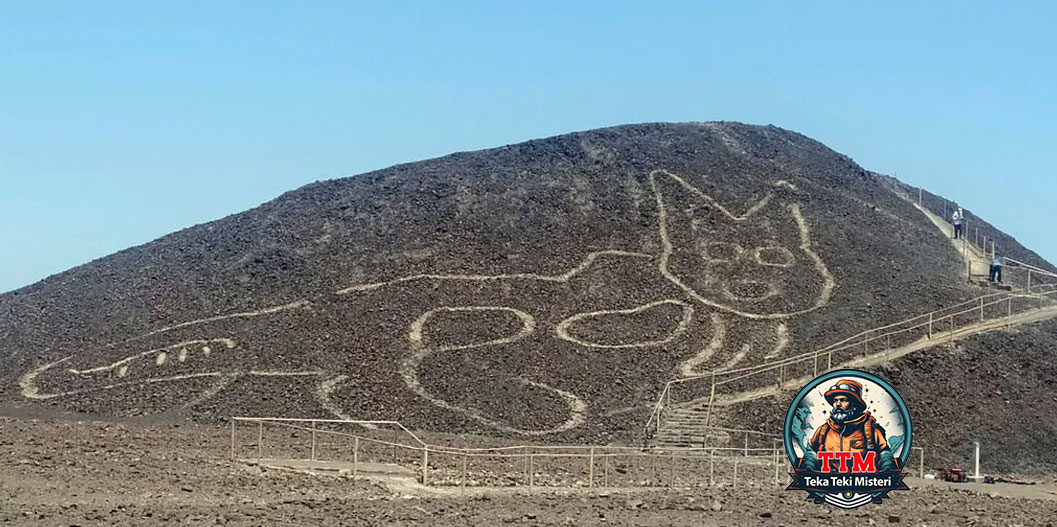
[942,467,968,483]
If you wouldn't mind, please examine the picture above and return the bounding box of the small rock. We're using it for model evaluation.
[760,511,773,518]
[711,500,723,512]
[888,514,901,523]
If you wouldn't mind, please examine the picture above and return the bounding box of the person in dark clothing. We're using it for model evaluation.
[989,255,1004,283]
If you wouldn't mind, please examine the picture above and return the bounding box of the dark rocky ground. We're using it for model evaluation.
[725,317,1057,474]
[1,122,1055,469]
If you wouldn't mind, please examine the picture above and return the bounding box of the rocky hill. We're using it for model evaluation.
[1,122,1054,457]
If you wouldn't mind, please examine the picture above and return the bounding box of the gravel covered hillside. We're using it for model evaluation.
[1,122,1051,446]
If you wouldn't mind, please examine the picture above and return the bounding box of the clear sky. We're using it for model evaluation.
[2,1,1055,293]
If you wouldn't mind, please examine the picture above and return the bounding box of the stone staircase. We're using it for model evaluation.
[653,406,730,449]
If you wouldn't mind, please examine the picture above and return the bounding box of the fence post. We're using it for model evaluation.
[523,448,530,485]
[392,429,398,462]
[462,454,468,487]
[353,437,359,477]
[812,353,818,376]
[774,447,780,487]
[1008,296,1013,317]
[709,449,715,486]
[919,447,925,478]
[650,453,657,487]
[529,455,535,487]
[422,448,429,485]
[257,421,263,461]
[603,454,610,488]
[310,421,317,462]
[827,351,833,370]
[588,448,595,487]
[744,434,749,456]
[230,419,236,460]
[733,459,738,489]
[928,313,933,339]
[703,374,717,430]
[1028,270,1032,289]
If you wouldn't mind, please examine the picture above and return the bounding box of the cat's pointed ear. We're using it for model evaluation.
[649,170,774,223]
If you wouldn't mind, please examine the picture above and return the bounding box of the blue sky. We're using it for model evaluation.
[2,1,1055,293]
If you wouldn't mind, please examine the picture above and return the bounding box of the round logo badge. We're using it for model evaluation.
[783,369,912,509]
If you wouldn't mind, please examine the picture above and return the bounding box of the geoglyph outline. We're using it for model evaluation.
[19,169,834,435]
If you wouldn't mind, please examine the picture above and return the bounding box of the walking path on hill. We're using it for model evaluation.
[696,303,1057,408]
[912,200,992,278]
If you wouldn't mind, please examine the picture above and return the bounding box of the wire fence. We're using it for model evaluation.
[230,417,791,489]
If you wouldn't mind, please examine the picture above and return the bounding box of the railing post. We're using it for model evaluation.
[928,313,933,339]
[709,449,715,487]
[523,448,530,485]
[353,437,359,477]
[744,433,749,456]
[462,454,468,487]
[827,351,833,370]
[1008,296,1013,317]
[774,447,780,487]
[979,297,984,322]
[1028,270,1032,289]
[812,352,818,376]
[310,421,317,462]
[529,454,535,487]
[733,459,738,489]
[422,447,429,485]
[603,454,610,488]
[257,421,263,461]
[588,447,595,487]
[703,374,716,430]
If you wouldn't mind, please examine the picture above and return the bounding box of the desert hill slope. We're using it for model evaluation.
[1,122,1053,449]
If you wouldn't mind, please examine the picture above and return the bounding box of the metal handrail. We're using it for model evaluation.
[643,283,1057,439]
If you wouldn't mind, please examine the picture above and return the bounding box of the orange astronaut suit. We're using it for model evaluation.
[807,379,895,470]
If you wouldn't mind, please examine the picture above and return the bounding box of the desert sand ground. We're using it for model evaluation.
[2,413,1056,526]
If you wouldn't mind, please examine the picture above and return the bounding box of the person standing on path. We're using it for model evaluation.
[952,207,964,239]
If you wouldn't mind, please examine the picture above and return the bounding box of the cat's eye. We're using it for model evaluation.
[701,242,742,262]
[754,246,795,267]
